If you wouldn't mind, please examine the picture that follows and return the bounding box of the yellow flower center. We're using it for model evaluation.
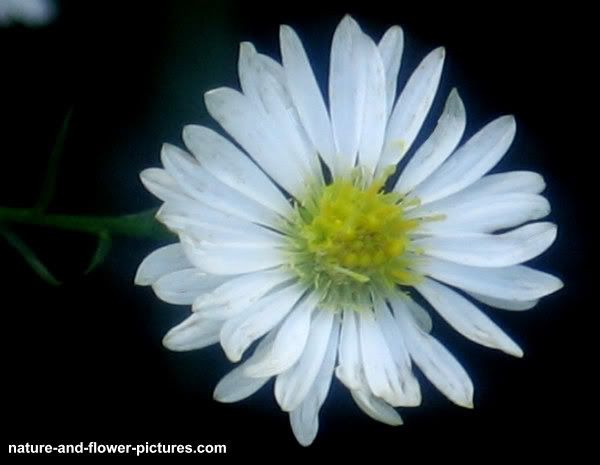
[287,171,421,310]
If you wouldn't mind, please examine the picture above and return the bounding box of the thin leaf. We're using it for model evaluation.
[35,107,74,212]
[0,228,61,285]
[85,231,112,274]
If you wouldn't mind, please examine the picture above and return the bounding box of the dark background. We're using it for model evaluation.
[3,0,593,460]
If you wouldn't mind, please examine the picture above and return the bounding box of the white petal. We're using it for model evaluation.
[329,16,368,175]
[180,234,284,275]
[378,25,404,118]
[244,293,317,378]
[391,297,474,408]
[414,222,558,267]
[219,283,305,362]
[237,43,322,183]
[376,47,445,176]
[182,125,293,218]
[408,170,546,212]
[410,193,551,234]
[416,278,523,357]
[213,332,275,403]
[351,388,403,426]
[162,313,222,351]
[139,168,188,203]
[395,89,466,194]
[290,317,339,446]
[415,256,564,301]
[135,243,190,286]
[411,115,516,204]
[467,292,539,311]
[358,309,416,407]
[204,87,307,198]
[193,268,293,319]
[373,299,421,405]
[357,34,387,176]
[152,269,228,305]
[160,143,280,227]
[335,309,362,390]
[404,297,433,333]
[279,25,337,175]
[275,310,336,412]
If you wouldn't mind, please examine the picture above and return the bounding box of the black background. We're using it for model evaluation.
[3,0,593,461]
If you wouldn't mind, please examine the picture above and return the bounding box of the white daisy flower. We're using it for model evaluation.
[136,15,562,446]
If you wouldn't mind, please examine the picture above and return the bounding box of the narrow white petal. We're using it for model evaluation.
[213,332,275,403]
[376,47,445,176]
[162,313,222,351]
[410,193,551,234]
[204,87,307,198]
[358,310,415,407]
[467,292,539,311]
[280,24,337,175]
[244,293,317,377]
[404,297,433,333]
[414,222,558,267]
[180,234,284,275]
[152,269,228,305]
[395,89,466,194]
[275,310,336,412]
[378,25,404,118]
[139,168,188,203]
[182,125,293,217]
[408,170,546,212]
[411,115,516,204]
[237,44,322,183]
[135,243,190,286]
[335,309,362,389]
[358,35,387,176]
[329,16,368,175]
[161,143,280,227]
[373,299,421,406]
[219,283,305,362]
[391,297,474,408]
[290,318,339,446]
[193,268,292,319]
[351,389,403,426]
[415,257,564,301]
[416,278,523,357]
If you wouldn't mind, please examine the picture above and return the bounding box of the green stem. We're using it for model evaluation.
[0,207,172,241]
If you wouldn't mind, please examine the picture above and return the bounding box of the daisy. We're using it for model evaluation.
[135,15,562,446]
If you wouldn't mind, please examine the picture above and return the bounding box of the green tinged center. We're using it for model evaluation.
[286,171,421,311]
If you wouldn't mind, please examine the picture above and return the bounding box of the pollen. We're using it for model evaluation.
[287,171,421,310]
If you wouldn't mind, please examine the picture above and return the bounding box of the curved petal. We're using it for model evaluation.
[411,115,516,204]
[152,269,228,305]
[279,24,337,175]
[162,313,222,351]
[335,309,362,390]
[376,47,445,176]
[219,283,305,362]
[243,293,317,378]
[182,125,293,218]
[378,25,404,118]
[289,317,339,446]
[351,388,403,426]
[415,256,564,301]
[135,243,190,286]
[466,292,539,311]
[275,310,336,412]
[414,222,557,267]
[391,297,474,408]
[416,278,523,357]
[395,89,466,194]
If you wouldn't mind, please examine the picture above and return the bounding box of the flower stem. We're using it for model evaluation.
[0,207,171,241]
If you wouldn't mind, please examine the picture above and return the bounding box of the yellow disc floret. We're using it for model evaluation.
[287,170,421,311]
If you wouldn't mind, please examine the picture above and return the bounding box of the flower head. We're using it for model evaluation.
[136,16,562,446]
